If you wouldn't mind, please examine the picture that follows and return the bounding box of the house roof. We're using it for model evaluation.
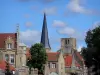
[0,60,15,71]
[75,52,83,61]
[25,48,83,67]
[0,33,17,48]
[64,55,72,67]
[64,54,82,67]
[26,49,59,61]
[47,52,59,61]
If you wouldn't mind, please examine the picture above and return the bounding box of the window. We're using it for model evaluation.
[52,63,56,68]
[65,39,69,44]
[68,39,69,44]
[65,40,67,44]
[7,43,12,49]
[5,54,9,61]
[10,54,14,64]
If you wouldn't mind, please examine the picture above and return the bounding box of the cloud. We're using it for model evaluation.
[24,14,30,18]
[25,22,32,27]
[58,27,75,35]
[52,20,66,28]
[71,31,85,41]
[20,30,41,46]
[55,20,85,41]
[92,21,100,29]
[31,6,38,10]
[42,7,57,15]
[19,29,60,50]
[67,0,99,14]
[77,45,82,51]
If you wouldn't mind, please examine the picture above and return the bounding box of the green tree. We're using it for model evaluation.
[81,25,100,74]
[27,43,47,75]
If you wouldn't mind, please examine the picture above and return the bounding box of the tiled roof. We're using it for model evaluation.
[25,48,83,67]
[76,52,83,61]
[75,61,80,67]
[26,49,59,61]
[64,54,82,67]
[0,60,15,71]
[64,55,72,67]
[47,52,59,61]
[0,33,17,48]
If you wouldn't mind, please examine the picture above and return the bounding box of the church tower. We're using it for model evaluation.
[40,13,51,52]
[61,38,76,54]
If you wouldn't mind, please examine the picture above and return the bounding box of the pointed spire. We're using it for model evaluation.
[40,13,51,50]
[16,24,19,35]
[16,24,20,54]
[16,24,20,41]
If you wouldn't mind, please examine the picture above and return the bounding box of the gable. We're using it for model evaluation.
[0,33,17,49]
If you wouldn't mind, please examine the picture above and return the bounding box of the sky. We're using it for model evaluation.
[0,0,100,52]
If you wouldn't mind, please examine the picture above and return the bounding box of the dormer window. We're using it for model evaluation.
[5,36,14,49]
[7,43,12,49]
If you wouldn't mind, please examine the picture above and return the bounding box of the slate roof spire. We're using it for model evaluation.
[40,13,51,50]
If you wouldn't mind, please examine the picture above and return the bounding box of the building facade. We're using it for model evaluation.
[0,26,28,75]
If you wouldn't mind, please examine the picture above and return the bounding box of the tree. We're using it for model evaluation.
[81,25,100,74]
[27,43,47,75]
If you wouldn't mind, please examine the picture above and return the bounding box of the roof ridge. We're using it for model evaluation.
[0,33,16,34]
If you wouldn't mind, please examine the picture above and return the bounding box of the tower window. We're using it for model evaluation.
[7,43,12,49]
[65,39,69,44]
[65,40,67,44]
[68,39,69,44]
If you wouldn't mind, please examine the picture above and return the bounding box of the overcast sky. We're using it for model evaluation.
[0,0,100,51]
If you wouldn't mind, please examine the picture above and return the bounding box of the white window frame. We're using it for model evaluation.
[52,63,56,68]
[7,43,12,49]
[10,54,14,64]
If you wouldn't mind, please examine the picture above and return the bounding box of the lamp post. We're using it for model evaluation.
[92,58,99,75]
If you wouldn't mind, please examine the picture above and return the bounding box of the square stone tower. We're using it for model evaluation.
[61,38,76,54]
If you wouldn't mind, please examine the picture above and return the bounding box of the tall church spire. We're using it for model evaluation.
[40,13,51,51]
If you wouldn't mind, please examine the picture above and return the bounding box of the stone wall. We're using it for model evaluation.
[16,67,39,75]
